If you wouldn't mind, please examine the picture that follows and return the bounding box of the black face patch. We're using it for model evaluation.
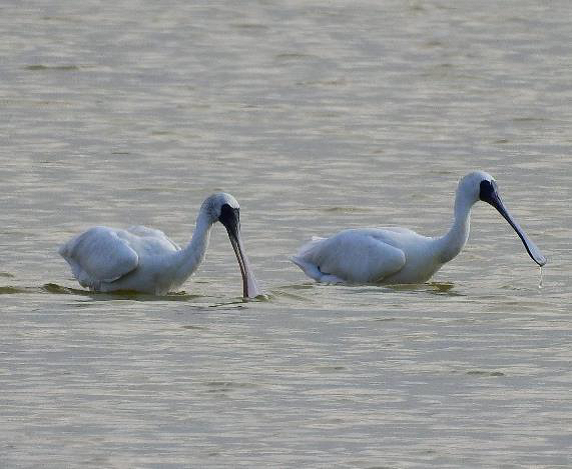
[479,179,496,202]
[219,204,240,230]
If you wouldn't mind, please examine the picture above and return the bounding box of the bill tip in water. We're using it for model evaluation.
[530,248,547,267]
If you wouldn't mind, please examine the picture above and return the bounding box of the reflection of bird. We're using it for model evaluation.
[292,171,546,285]
[59,193,261,297]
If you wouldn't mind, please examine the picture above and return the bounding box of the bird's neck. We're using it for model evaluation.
[435,190,474,263]
[173,212,214,281]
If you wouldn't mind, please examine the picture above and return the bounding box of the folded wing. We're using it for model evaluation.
[59,226,139,283]
[293,229,406,283]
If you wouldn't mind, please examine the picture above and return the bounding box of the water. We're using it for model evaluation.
[1,1,571,467]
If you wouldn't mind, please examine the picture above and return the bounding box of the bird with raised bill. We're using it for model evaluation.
[292,171,546,285]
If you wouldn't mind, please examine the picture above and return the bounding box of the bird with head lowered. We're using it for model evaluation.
[59,192,261,297]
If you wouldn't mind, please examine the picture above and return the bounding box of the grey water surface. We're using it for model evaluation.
[1,1,571,467]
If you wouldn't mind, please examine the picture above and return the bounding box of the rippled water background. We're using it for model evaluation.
[1,1,571,467]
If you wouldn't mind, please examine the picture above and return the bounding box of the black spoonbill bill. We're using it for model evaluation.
[291,171,546,285]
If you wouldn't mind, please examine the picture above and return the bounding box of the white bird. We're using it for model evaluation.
[59,193,261,297]
[291,171,546,285]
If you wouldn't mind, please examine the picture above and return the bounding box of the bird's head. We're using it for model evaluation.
[457,170,496,205]
[201,192,241,227]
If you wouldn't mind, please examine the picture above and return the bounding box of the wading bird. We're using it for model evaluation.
[292,171,546,285]
[59,193,261,297]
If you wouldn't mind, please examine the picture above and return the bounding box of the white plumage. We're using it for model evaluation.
[59,193,261,297]
[292,171,546,285]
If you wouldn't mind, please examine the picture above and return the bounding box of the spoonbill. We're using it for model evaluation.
[59,193,261,297]
[291,171,546,285]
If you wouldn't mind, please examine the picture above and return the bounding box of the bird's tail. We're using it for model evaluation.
[290,236,326,281]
